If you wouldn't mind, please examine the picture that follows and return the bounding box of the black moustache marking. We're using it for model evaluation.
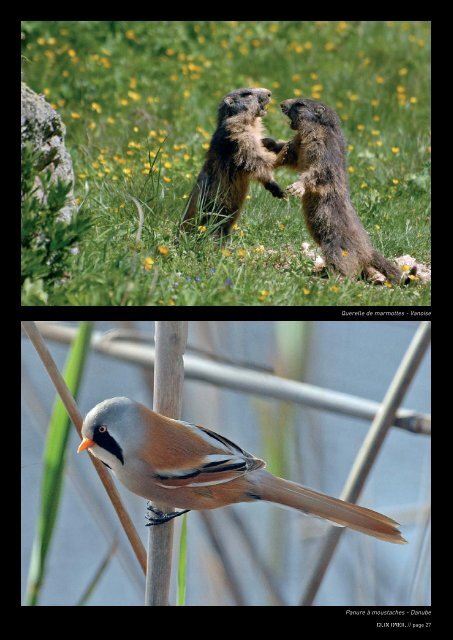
[93,425,124,465]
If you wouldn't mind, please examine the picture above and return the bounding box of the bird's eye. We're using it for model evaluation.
[98,425,107,433]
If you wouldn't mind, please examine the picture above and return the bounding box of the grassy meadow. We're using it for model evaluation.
[21,21,431,306]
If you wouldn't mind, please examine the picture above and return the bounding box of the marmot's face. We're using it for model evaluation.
[220,88,272,120]
[280,98,338,130]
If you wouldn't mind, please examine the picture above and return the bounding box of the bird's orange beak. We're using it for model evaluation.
[77,437,95,453]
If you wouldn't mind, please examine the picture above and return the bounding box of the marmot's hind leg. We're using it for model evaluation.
[321,242,362,278]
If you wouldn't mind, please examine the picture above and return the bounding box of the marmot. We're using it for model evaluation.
[263,98,402,281]
[181,87,285,236]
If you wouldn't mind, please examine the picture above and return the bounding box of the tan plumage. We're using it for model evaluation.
[78,397,406,544]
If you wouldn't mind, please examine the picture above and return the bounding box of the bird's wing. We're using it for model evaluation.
[153,451,265,489]
[137,405,265,489]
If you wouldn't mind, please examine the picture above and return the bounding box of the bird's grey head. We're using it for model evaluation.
[80,397,142,469]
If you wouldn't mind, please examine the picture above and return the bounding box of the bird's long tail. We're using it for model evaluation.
[254,470,406,544]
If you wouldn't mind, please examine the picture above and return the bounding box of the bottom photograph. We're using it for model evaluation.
[21,320,431,607]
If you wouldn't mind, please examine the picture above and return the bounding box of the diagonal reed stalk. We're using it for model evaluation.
[300,320,431,606]
[21,322,147,578]
[25,321,92,605]
[21,362,145,596]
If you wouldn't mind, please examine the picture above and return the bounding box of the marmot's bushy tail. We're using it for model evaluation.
[255,470,406,544]
[370,249,402,282]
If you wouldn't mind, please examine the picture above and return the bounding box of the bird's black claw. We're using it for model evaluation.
[145,506,190,526]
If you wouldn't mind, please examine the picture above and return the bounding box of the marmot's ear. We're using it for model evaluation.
[316,105,334,126]
[223,96,235,106]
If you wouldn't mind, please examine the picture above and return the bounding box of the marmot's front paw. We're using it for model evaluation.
[286,181,305,197]
[261,137,279,152]
[268,183,287,199]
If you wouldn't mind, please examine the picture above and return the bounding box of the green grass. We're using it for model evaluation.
[21,20,431,306]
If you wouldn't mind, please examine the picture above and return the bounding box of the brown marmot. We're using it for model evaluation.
[181,87,285,237]
[263,98,403,281]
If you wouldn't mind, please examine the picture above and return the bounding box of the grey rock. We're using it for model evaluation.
[21,82,76,222]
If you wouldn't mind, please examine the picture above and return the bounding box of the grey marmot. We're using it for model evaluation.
[263,97,403,281]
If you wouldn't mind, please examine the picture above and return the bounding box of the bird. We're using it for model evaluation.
[77,397,406,543]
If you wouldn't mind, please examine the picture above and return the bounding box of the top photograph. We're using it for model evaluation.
[21,21,431,306]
